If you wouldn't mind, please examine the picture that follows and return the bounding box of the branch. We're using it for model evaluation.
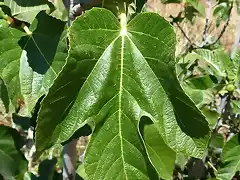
[211,4,233,45]
[202,0,212,42]
[63,140,78,180]
[175,22,196,47]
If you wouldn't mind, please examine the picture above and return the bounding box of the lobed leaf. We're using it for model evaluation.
[36,8,210,179]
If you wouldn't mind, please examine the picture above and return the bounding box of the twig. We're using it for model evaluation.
[211,4,233,45]
[63,140,78,180]
[202,0,212,42]
[207,161,217,172]
[175,22,196,47]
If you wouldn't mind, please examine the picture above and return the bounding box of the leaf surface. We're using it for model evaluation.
[36,8,210,179]
[3,0,50,23]
[0,125,27,179]
[0,13,67,115]
[217,134,240,180]
[0,19,24,109]
[19,12,66,115]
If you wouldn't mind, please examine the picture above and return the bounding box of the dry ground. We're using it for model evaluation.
[147,0,240,54]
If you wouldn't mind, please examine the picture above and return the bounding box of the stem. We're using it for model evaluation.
[118,1,126,15]
[175,22,196,47]
[63,140,78,180]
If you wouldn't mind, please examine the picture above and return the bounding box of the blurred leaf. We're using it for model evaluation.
[47,0,68,21]
[76,163,88,180]
[209,132,224,149]
[135,0,147,12]
[0,77,9,112]
[185,75,214,90]
[213,2,230,27]
[217,134,240,180]
[184,5,198,23]
[0,125,27,179]
[230,100,240,114]
[201,107,220,128]
[38,158,57,180]
[175,153,189,171]
[2,0,50,23]
[193,49,233,78]
[183,85,215,108]
[186,0,205,17]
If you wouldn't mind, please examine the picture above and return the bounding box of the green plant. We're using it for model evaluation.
[0,0,240,179]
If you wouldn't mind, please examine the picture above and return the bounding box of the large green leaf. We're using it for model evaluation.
[36,8,210,179]
[2,0,50,23]
[0,12,67,115]
[0,125,27,180]
[217,134,240,180]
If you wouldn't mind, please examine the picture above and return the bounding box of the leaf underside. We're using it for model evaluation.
[36,8,210,179]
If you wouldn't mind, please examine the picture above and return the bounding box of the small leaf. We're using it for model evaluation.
[0,125,27,179]
[217,134,240,180]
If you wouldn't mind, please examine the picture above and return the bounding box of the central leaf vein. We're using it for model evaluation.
[119,26,128,179]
